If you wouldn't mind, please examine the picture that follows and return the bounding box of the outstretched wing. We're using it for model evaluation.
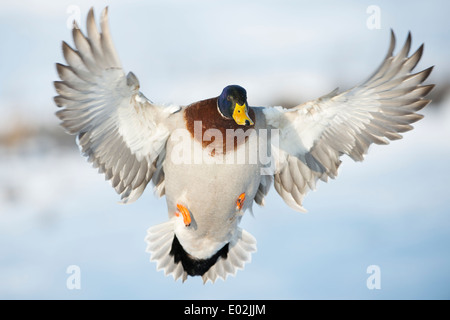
[54,7,180,203]
[263,31,434,212]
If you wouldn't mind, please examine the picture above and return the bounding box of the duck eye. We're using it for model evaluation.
[227,96,231,101]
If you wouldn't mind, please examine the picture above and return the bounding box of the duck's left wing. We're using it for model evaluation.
[54,7,180,203]
[262,31,434,212]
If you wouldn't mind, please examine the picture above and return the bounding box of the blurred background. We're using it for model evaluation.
[0,0,449,299]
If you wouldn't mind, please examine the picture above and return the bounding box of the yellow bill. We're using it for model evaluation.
[232,103,254,126]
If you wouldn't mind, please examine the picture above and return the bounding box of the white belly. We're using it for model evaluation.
[163,128,262,258]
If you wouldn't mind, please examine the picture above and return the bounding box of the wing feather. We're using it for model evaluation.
[263,31,434,211]
[55,7,179,203]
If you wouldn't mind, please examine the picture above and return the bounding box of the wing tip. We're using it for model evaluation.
[388,28,396,56]
[53,95,65,108]
[55,62,66,78]
[61,40,71,52]
[101,6,110,26]
[72,19,80,30]
[88,6,94,16]
[406,30,412,44]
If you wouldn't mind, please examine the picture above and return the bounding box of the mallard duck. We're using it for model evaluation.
[54,7,434,283]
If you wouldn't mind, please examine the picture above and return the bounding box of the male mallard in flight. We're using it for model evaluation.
[54,7,434,283]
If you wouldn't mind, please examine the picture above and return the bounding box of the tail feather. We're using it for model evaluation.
[201,228,257,284]
[145,220,187,282]
[145,220,257,283]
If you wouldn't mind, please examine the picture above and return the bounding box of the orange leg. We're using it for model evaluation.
[236,192,246,210]
[176,204,192,227]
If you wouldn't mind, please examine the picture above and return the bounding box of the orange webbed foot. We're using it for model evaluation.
[176,204,192,227]
[236,192,246,211]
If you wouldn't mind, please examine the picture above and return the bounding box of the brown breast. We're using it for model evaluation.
[183,97,256,155]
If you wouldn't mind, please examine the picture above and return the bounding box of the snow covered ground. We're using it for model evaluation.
[1,0,449,299]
